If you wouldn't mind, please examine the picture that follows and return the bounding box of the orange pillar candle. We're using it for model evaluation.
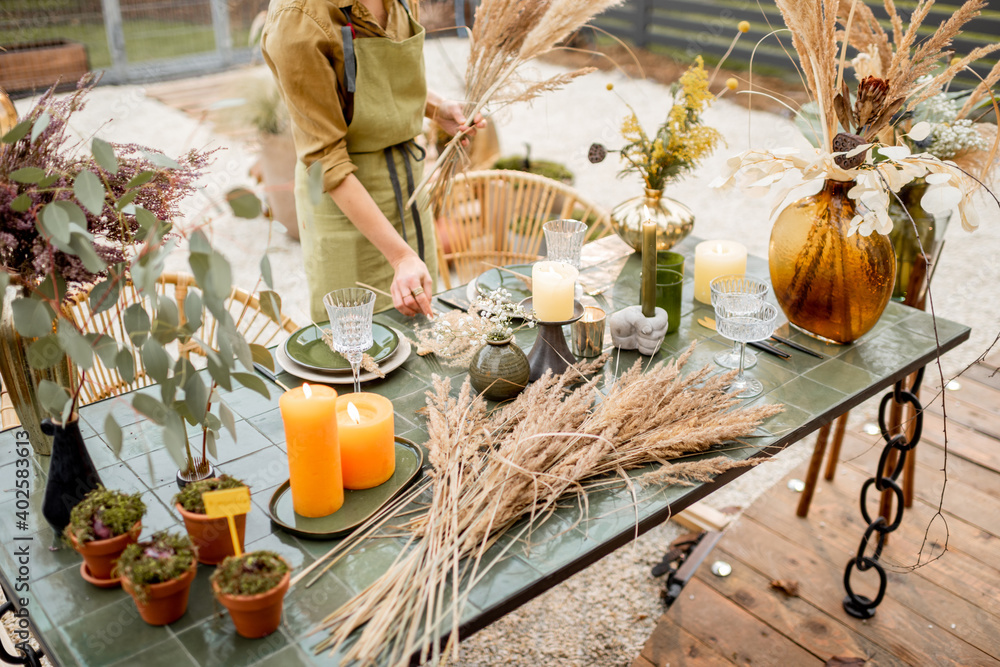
[336,393,395,490]
[279,383,344,517]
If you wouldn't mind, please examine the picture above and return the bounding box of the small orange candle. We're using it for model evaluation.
[279,384,343,517]
[336,393,395,490]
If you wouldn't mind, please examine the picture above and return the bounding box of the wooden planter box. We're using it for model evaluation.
[0,40,89,95]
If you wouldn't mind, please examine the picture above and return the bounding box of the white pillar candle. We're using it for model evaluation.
[532,260,579,321]
[693,240,748,304]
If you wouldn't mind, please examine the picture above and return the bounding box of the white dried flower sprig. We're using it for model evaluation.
[471,287,534,342]
[712,121,987,236]
[413,289,535,367]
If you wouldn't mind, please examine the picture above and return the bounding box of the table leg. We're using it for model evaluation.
[797,422,830,518]
[843,369,924,619]
[823,413,849,481]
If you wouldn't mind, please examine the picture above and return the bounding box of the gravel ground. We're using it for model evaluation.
[11,36,997,666]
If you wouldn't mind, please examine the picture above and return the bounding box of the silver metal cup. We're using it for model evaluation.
[571,306,606,357]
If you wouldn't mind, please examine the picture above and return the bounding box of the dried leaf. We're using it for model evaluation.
[769,579,800,597]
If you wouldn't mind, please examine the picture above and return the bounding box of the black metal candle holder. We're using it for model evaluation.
[520,298,585,382]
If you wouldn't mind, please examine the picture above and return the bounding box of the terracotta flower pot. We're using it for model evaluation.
[70,521,142,582]
[176,503,247,565]
[122,560,197,626]
[212,570,291,638]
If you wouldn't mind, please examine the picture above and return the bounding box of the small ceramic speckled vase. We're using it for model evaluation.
[468,337,530,401]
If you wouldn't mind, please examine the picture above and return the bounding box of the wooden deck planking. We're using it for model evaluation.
[638,361,1000,666]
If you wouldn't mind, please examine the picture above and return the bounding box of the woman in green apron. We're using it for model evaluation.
[262,0,483,321]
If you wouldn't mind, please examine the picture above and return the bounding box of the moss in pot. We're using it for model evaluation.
[65,486,145,585]
[173,475,249,565]
[211,550,291,638]
[117,531,198,626]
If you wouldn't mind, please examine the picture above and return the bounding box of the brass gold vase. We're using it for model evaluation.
[610,188,694,252]
[768,180,896,345]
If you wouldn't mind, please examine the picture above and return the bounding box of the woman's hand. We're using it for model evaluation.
[390,254,435,318]
[433,100,487,146]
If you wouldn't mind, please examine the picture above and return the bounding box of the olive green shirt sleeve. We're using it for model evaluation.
[262,5,357,193]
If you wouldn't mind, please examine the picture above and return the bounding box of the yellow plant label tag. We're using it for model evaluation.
[203,487,251,518]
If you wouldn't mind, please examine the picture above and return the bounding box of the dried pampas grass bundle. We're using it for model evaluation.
[417,0,625,205]
[302,345,782,666]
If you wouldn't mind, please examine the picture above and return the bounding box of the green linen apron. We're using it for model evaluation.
[294,0,436,321]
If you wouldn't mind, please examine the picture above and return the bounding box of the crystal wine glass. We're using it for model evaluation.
[543,219,587,268]
[323,288,376,393]
[714,301,778,399]
[710,274,769,370]
[544,219,587,300]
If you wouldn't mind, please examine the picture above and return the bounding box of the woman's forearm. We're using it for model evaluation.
[328,173,416,268]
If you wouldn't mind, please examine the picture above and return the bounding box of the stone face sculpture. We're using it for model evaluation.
[608,305,668,355]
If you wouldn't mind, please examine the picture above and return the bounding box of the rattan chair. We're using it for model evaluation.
[432,169,613,289]
[0,272,299,429]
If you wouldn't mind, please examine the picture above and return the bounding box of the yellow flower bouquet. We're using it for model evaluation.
[589,57,722,190]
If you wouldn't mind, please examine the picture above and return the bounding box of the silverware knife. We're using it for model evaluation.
[769,333,825,358]
[253,361,291,392]
[697,317,790,360]
[436,295,470,312]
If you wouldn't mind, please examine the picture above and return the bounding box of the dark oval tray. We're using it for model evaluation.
[268,435,424,540]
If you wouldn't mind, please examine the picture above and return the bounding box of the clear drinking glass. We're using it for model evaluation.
[543,219,587,268]
[323,288,376,393]
[714,301,778,399]
[710,274,769,370]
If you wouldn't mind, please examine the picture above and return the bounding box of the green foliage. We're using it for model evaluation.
[65,486,146,544]
[2,91,278,477]
[493,156,574,183]
[173,474,247,514]
[116,531,196,601]
[211,551,289,597]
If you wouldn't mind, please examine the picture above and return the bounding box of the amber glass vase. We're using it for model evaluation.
[768,180,896,344]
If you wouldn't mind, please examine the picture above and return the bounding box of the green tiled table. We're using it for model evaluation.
[0,236,969,666]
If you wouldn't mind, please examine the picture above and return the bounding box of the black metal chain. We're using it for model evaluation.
[842,368,925,619]
[0,600,44,667]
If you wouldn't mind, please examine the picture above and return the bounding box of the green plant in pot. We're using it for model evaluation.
[211,550,290,638]
[237,71,299,240]
[0,79,284,530]
[65,486,145,586]
[174,475,249,565]
[117,531,198,626]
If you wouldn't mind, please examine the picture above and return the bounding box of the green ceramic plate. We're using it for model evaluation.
[268,436,424,540]
[475,264,533,304]
[283,321,398,373]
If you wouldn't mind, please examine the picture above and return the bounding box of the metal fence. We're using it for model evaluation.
[0,0,266,96]
[593,0,1000,87]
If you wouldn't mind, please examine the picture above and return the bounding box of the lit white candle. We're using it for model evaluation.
[693,240,747,303]
[532,260,579,321]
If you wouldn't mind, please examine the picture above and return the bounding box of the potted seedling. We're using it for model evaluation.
[174,475,249,565]
[117,531,198,626]
[65,486,145,587]
[211,551,290,638]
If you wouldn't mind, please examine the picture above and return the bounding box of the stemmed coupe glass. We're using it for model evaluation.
[713,300,778,399]
[323,288,376,393]
[710,275,769,369]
